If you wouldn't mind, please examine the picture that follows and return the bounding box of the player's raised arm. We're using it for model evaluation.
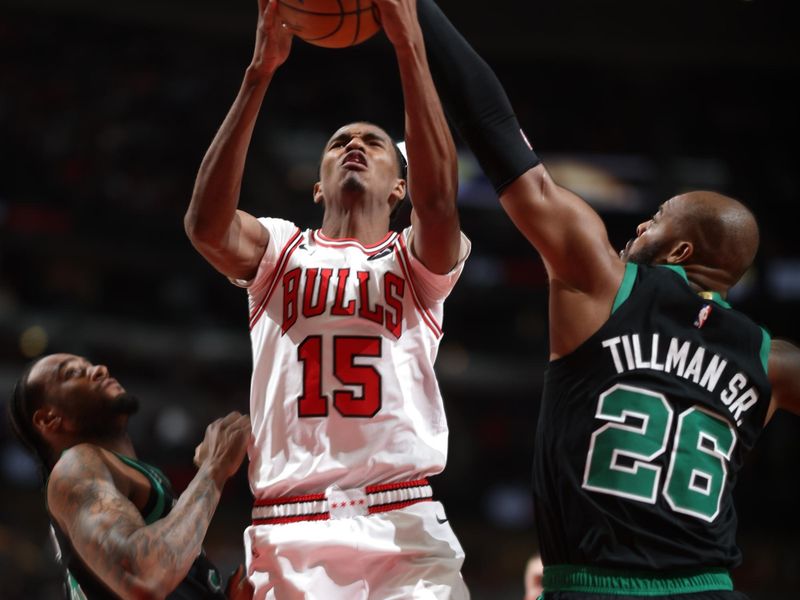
[376,0,461,275]
[417,0,620,284]
[416,0,624,355]
[184,0,293,282]
[47,414,250,600]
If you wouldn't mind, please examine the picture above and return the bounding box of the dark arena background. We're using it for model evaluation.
[1,1,798,598]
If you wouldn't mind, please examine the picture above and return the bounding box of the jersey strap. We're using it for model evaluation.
[66,570,88,600]
[542,565,733,594]
[112,452,169,524]
[611,262,638,314]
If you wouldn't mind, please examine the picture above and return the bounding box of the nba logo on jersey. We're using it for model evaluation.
[694,304,712,329]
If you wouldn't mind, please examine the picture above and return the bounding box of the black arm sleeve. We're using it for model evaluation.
[417,0,541,193]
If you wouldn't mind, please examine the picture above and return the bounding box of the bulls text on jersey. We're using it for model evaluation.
[281,267,405,338]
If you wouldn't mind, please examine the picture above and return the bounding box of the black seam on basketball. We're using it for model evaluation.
[352,0,361,45]
[278,0,344,43]
[278,0,375,45]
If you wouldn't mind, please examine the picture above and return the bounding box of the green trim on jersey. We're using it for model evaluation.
[760,327,771,374]
[542,565,733,595]
[612,263,639,314]
[66,571,88,600]
[113,453,167,525]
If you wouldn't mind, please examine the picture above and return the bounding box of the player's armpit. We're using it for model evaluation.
[185,208,270,283]
[766,338,800,421]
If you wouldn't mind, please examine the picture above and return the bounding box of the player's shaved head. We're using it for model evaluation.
[672,191,759,285]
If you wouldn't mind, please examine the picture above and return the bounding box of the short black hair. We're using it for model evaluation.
[7,357,53,480]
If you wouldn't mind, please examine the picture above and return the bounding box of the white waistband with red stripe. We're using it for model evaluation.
[252,478,433,525]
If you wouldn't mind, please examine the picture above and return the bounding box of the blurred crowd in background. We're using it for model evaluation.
[1,1,798,598]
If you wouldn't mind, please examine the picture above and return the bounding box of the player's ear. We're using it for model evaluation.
[666,241,693,264]
[391,178,406,204]
[32,406,62,434]
[313,182,324,205]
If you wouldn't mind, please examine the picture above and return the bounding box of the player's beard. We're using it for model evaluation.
[623,237,668,266]
[341,171,367,195]
[110,392,140,416]
[76,393,140,439]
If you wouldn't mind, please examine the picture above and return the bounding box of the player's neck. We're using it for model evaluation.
[320,207,391,245]
[56,432,136,461]
[683,263,731,298]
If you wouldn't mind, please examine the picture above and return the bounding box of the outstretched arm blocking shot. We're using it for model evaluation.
[416,3,800,598]
[418,0,625,358]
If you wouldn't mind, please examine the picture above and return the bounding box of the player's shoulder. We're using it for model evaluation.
[257,216,300,231]
[52,444,114,482]
[47,444,117,517]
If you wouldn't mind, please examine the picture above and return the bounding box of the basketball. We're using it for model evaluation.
[277,0,381,49]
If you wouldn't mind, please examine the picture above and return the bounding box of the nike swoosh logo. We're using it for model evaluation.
[367,248,393,261]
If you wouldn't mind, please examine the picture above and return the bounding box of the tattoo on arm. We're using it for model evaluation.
[49,446,222,599]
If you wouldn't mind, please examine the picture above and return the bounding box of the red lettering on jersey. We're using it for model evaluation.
[282,266,407,336]
[357,271,384,325]
[282,267,301,333]
[384,272,405,338]
[303,268,332,318]
[331,268,356,316]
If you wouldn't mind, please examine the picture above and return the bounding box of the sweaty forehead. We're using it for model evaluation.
[28,353,80,387]
[328,122,390,144]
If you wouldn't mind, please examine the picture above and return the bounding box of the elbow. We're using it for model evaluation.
[499,163,551,207]
[183,205,203,243]
[122,573,180,600]
[113,539,202,600]
[183,206,218,251]
[122,580,166,600]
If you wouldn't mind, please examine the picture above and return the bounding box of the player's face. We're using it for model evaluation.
[318,123,402,204]
[620,199,682,265]
[29,354,137,432]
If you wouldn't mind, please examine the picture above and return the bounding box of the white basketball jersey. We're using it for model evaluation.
[240,218,470,498]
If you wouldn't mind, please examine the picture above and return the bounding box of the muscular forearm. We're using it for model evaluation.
[120,465,223,596]
[394,36,458,211]
[416,0,539,193]
[184,68,273,245]
[389,20,461,274]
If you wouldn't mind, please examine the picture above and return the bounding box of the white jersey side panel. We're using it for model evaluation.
[243,217,470,498]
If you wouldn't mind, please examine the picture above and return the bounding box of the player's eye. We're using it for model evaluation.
[65,367,85,379]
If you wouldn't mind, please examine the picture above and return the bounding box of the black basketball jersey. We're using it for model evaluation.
[48,452,225,600]
[534,263,771,571]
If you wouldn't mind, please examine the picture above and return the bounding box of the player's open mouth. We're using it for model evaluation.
[342,151,367,169]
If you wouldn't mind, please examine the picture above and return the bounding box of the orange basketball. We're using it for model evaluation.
[277,0,381,48]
